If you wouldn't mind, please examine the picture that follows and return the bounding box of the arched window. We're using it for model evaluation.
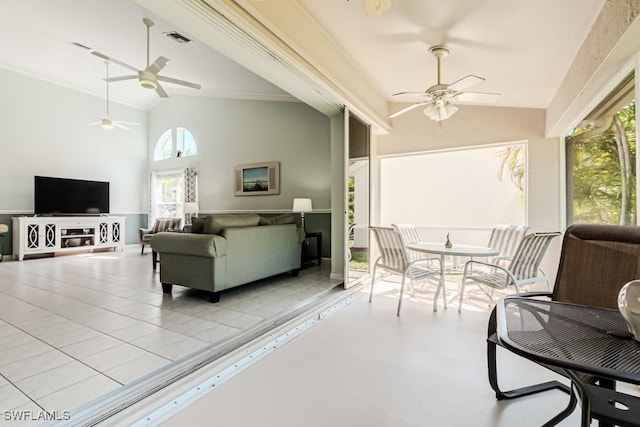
[153,127,198,161]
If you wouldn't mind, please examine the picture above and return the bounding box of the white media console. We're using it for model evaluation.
[12,216,125,261]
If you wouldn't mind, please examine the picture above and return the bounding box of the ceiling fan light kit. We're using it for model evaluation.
[101,118,114,130]
[139,71,158,90]
[389,45,501,124]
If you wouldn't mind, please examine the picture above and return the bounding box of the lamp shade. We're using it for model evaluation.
[184,202,199,214]
[292,198,313,213]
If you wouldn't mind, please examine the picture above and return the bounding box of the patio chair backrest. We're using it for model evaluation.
[391,224,424,262]
[371,226,408,273]
[552,224,640,309]
[487,224,531,259]
[508,232,561,280]
[392,224,420,244]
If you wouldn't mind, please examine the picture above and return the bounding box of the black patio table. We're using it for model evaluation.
[496,296,640,426]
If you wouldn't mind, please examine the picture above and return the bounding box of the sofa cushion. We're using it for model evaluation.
[259,213,295,226]
[191,217,206,234]
[203,214,261,235]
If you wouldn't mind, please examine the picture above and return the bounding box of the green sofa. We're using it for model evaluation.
[150,214,304,302]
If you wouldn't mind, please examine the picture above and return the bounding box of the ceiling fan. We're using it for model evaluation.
[389,46,501,122]
[91,18,201,98]
[89,62,139,130]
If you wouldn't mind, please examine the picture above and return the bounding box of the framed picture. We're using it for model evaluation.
[234,161,280,196]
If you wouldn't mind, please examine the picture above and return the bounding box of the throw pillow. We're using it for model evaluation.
[191,217,206,234]
[151,218,172,233]
[203,214,261,234]
[271,214,295,225]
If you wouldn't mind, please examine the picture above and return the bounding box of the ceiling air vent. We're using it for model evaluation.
[163,31,192,44]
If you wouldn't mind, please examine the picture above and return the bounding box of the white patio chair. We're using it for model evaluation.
[458,231,561,312]
[391,223,440,266]
[369,226,440,316]
[486,224,531,266]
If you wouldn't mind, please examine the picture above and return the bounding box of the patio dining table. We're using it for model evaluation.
[406,242,498,311]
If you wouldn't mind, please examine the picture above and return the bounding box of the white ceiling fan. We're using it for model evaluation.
[389,46,501,123]
[89,62,139,130]
[91,18,201,98]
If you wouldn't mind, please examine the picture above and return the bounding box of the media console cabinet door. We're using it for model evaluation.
[12,216,125,261]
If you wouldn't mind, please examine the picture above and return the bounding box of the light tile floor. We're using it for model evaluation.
[150,276,640,427]
[0,246,340,424]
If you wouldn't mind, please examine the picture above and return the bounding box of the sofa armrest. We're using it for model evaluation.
[150,232,227,257]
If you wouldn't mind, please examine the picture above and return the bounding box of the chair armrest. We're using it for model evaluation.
[150,232,227,257]
[138,227,152,242]
[463,259,515,288]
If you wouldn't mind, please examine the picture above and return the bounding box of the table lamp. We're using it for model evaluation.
[184,202,199,225]
[292,198,312,230]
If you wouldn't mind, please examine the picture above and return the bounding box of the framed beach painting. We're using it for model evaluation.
[234,162,280,196]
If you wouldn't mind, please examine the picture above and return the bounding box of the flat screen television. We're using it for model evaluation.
[34,176,110,216]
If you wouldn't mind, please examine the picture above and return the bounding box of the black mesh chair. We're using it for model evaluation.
[486,224,640,422]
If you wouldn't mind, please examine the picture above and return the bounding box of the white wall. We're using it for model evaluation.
[0,67,148,215]
[147,96,331,212]
[379,105,560,230]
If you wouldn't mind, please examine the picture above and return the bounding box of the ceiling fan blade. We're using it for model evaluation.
[157,75,201,90]
[448,75,485,92]
[455,91,501,104]
[155,82,169,98]
[114,120,139,126]
[113,122,130,130]
[105,75,138,83]
[393,91,433,98]
[88,121,101,126]
[146,56,169,74]
[388,102,427,119]
[91,51,139,73]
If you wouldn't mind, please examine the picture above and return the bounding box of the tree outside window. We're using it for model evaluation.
[566,73,636,226]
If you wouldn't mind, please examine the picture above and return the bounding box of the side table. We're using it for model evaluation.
[302,231,322,266]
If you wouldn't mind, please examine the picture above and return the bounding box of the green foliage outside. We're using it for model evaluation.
[567,100,636,225]
[497,145,526,204]
[349,251,369,270]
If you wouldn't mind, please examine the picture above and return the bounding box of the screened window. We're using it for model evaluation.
[153,127,198,161]
[380,143,526,227]
[151,172,184,219]
[566,72,636,226]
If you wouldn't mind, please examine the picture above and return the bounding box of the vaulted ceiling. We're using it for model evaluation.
[0,0,605,114]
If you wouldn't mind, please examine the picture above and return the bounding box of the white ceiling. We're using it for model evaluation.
[0,0,291,110]
[0,0,606,113]
[298,0,606,108]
